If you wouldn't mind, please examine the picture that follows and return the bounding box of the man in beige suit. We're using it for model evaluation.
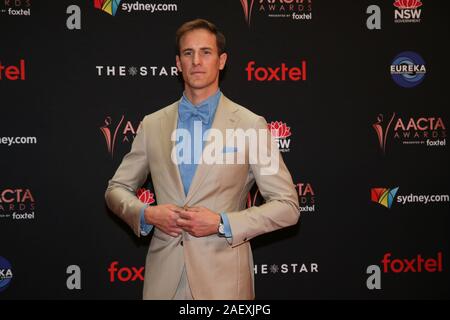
[105,19,299,300]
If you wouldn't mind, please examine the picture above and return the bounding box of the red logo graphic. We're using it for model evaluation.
[393,0,422,23]
[0,59,26,81]
[268,121,292,138]
[268,121,292,152]
[240,0,255,25]
[137,188,155,205]
[100,115,139,158]
[394,0,422,9]
[246,61,307,81]
[100,116,124,157]
[372,113,396,154]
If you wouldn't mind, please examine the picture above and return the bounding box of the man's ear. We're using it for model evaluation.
[176,55,182,72]
[219,53,227,70]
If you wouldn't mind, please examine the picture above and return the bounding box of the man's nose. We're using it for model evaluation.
[192,52,201,65]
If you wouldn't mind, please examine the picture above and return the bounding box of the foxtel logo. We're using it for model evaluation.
[246,61,307,81]
[0,59,26,81]
[366,252,443,290]
[108,261,144,282]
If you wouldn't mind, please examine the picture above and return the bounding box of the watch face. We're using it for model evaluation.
[219,223,224,234]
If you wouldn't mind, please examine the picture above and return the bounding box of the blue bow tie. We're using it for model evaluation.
[178,100,211,124]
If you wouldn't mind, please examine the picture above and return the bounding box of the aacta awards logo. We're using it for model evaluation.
[296,182,315,213]
[240,0,312,26]
[0,188,36,220]
[100,115,140,158]
[268,121,292,152]
[372,113,446,154]
[393,0,422,23]
[366,252,443,290]
[0,59,26,81]
[390,51,426,88]
[0,256,13,292]
[0,0,31,16]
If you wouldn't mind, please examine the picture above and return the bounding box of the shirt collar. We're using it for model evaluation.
[181,89,221,111]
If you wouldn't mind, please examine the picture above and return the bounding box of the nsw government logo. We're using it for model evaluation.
[390,51,426,88]
[268,121,292,152]
[394,0,422,23]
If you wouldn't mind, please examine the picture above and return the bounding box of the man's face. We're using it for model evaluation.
[176,28,227,93]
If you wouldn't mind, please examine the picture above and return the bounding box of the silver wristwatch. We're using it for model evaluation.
[218,217,225,236]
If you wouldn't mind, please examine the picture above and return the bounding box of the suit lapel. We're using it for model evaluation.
[160,101,186,202]
[185,95,240,204]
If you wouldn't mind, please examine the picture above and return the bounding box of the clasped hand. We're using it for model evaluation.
[144,204,220,237]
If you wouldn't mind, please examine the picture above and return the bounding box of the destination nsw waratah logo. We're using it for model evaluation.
[268,121,292,152]
[137,188,155,205]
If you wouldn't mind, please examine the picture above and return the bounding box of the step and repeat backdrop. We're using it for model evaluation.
[1,0,449,299]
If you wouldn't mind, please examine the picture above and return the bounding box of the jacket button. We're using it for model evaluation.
[180,240,184,246]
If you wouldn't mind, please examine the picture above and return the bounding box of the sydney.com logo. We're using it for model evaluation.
[371,187,449,209]
[94,0,178,17]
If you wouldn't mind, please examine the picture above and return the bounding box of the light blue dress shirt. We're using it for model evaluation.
[140,90,232,239]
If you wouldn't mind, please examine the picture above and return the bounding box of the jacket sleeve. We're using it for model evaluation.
[226,116,300,247]
[104,120,149,237]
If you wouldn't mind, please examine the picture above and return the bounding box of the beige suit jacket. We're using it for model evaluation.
[105,94,299,299]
